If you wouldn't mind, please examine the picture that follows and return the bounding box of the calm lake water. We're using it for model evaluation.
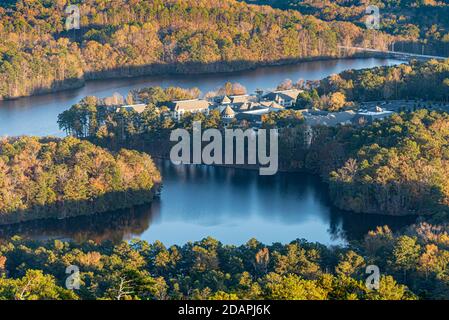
[0,57,403,137]
[0,57,414,246]
[0,161,416,246]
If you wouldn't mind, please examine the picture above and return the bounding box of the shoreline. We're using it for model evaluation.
[0,182,161,227]
[0,52,394,102]
[152,155,420,218]
[0,158,418,246]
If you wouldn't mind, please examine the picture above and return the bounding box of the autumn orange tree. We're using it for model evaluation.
[0,0,394,100]
[0,136,161,224]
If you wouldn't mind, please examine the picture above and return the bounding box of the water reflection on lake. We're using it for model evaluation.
[0,162,416,246]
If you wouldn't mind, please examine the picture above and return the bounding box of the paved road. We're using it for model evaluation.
[359,100,449,113]
[339,46,448,61]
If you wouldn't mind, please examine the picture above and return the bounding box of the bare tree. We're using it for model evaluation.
[115,277,134,300]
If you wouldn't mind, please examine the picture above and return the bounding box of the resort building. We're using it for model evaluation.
[302,110,357,127]
[260,101,285,112]
[229,94,258,104]
[167,99,211,121]
[235,112,264,125]
[353,106,395,124]
[261,89,303,108]
[217,95,232,104]
[221,106,236,122]
[214,94,258,105]
[161,89,395,128]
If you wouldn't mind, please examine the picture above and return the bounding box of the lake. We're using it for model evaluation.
[0,57,403,137]
[0,57,415,246]
[0,160,416,246]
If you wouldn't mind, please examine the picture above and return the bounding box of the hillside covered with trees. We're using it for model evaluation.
[0,137,161,224]
[243,0,449,43]
[0,221,448,300]
[243,0,449,58]
[290,59,449,111]
[0,0,393,100]
[315,59,449,104]
[328,110,449,215]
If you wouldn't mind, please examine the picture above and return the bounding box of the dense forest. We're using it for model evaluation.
[328,110,449,215]
[315,59,449,104]
[242,0,449,57]
[289,59,449,111]
[266,111,449,216]
[0,220,448,300]
[0,137,161,224]
[3,111,449,299]
[0,0,394,100]
[243,0,449,43]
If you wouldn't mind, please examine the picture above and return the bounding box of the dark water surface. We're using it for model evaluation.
[0,58,402,137]
[0,161,416,246]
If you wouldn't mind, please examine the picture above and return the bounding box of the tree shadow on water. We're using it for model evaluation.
[0,201,161,244]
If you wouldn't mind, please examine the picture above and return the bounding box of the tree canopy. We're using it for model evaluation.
[0,0,393,100]
[0,136,161,224]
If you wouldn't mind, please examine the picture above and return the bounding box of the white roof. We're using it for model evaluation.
[170,99,211,111]
[358,110,394,116]
[116,104,147,113]
[240,108,270,115]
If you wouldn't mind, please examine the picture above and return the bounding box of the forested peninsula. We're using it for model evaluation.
[56,59,449,217]
[0,137,161,225]
[0,0,393,100]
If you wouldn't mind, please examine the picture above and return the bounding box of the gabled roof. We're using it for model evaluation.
[235,102,267,112]
[251,103,268,111]
[263,89,302,101]
[230,95,257,104]
[233,102,248,111]
[116,104,147,113]
[168,99,211,112]
[221,106,236,116]
[260,101,285,110]
[304,110,356,127]
[221,96,232,104]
